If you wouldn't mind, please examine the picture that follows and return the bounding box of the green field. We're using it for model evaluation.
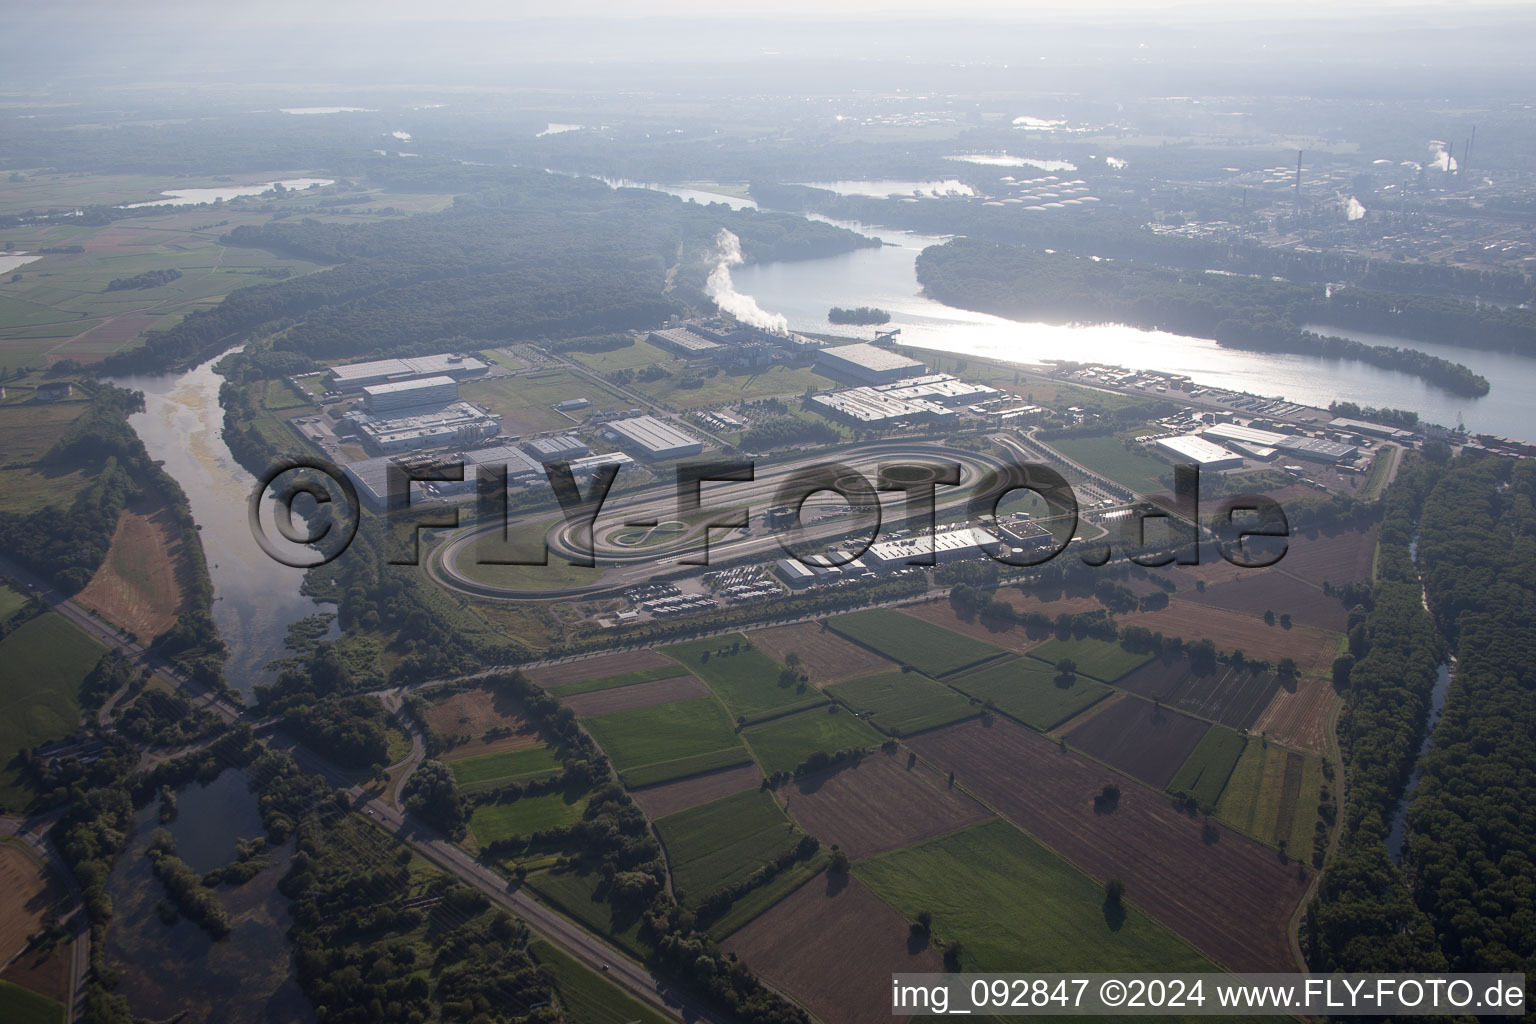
[468,788,590,846]
[0,582,28,621]
[828,609,1007,678]
[546,665,684,697]
[459,368,623,435]
[825,671,978,737]
[1216,743,1324,854]
[703,848,830,941]
[569,337,675,373]
[0,980,63,1024]
[740,705,884,776]
[0,613,106,810]
[654,788,806,904]
[524,868,652,958]
[946,656,1113,731]
[1169,727,1248,807]
[856,820,1210,973]
[448,746,564,794]
[663,635,826,722]
[632,363,840,411]
[528,939,672,1024]
[451,517,607,592]
[1049,435,1173,496]
[582,698,750,788]
[1025,636,1154,683]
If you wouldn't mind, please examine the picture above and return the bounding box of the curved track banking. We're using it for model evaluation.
[428,439,1026,600]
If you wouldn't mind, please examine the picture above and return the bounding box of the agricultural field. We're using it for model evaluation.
[910,718,1309,972]
[1180,572,1349,632]
[582,698,750,788]
[1218,743,1326,855]
[1119,600,1345,678]
[0,613,106,810]
[1063,696,1212,789]
[781,753,991,860]
[567,337,675,373]
[1251,674,1338,754]
[523,868,652,959]
[946,656,1112,731]
[447,747,564,794]
[1277,526,1378,588]
[1168,727,1248,807]
[559,675,709,717]
[1025,636,1153,684]
[662,635,826,722]
[0,394,96,515]
[653,788,806,904]
[825,671,978,737]
[0,844,63,971]
[1115,654,1282,730]
[741,705,884,776]
[545,664,683,697]
[628,763,763,819]
[458,368,621,436]
[74,500,190,643]
[527,939,671,1024]
[722,877,943,1024]
[746,621,897,685]
[467,789,590,846]
[1049,435,1173,496]
[858,820,1211,973]
[0,200,328,366]
[0,980,62,1024]
[829,608,1007,677]
[419,686,543,759]
[526,649,675,688]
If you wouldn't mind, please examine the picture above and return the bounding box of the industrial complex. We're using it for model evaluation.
[814,342,927,384]
[326,353,490,392]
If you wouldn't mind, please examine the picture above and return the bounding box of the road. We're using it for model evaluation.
[282,743,727,1024]
[1,812,89,1023]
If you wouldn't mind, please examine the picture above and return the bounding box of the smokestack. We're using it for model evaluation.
[1467,124,1476,172]
[1295,150,1303,209]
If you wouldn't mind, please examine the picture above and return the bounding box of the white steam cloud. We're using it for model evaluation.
[706,229,788,332]
[1427,140,1458,172]
[1346,196,1367,221]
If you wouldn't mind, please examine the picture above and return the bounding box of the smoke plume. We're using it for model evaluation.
[706,229,788,332]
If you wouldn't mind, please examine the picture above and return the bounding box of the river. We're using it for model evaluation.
[112,353,335,700]
[726,218,1536,440]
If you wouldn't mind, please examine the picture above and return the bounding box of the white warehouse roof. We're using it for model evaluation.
[1154,435,1244,468]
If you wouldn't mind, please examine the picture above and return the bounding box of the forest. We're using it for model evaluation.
[1406,454,1536,976]
[916,238,1491,396]
[98,167,876,375]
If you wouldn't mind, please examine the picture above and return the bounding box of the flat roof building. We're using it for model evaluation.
[1202,422,1356,463]
[363,375,459,414]
[876,375,1000,405]
[864,526,999,567]
[815,343,925,385]
[1153,435,1244,471]
[649,326,724,357]
[605,415,704,460]
[1328,417,1416,441]
[327,353,489,392]
[523,435,591,463]
[565,452,636,476]
[357,401,501,453]
[809,387,955,425]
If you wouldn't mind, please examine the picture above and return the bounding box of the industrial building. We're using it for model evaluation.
[357,402,502,453]
[649,325,725,357]
[815,343,925,385]
[363,375,460,414]
[1328,417,1416,441]
[876,375,1000,405]
[809,387,955,425]
[1153,435,1245,471]
[863,526,1000,567]
[1202,422,1357,463]
[326,353,489,392]
[564,452,636,477]
[523,434,591,463]
[342,456,405,511]
[604,415,704,460]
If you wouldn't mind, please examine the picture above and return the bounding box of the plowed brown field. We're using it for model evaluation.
[748,621,896,685]
[910,717,1309,972]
